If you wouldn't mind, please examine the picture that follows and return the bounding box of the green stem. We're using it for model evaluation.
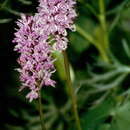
[63,51,82,130]
[98,0,110,63]
[38,89,46,130]
[76,24,97,45]
[99,0,106,30]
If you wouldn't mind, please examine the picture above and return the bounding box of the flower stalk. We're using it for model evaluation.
[38,89,46,130]
[63,51,82,130]
[98,0,110,63]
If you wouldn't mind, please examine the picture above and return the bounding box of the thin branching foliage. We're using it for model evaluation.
[1,0,130,130]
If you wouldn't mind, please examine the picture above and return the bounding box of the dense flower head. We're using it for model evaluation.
[13,14,56,102]
[37,0,77,51]
[13,0,77,102]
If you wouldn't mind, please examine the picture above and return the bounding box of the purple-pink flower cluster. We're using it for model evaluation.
[13,0,76,102]
[13,15,56,102]
[37,0,77,51]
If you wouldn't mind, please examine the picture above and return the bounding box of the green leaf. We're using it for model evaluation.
[53,51,75,82]
[3,7,21,16]
[70,31,89,53]
[110,102,130,130]
[82,98,115,130]
[17,0,32,5]
[97,124,111,130]
[53,51,66,81]
[0,18,11,23]
[122,39,130,58]
[71,14,96,53]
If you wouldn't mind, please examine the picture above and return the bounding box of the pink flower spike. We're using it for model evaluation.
[13,0,77,102]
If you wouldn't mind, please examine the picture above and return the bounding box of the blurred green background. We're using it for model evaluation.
[1,0,130,130]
